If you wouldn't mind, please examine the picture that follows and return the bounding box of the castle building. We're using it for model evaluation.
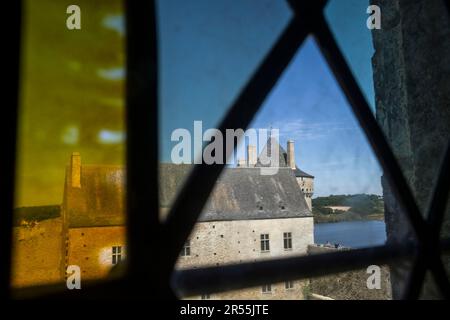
[61,152,126,281]
[12,139,315,300]
[238,138,314,210]
[163,164,313,299]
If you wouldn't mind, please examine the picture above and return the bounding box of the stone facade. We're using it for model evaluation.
[178,217,314,299]
[178,217,314,268]
[11,219,127,287]
[12,215,313,299]
[308,246,392,300]
[186,281,309,300]
[371,0,450,299]
[66,226,126,281]
[11,218,63,287]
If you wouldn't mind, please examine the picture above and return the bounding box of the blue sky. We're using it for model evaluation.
[248,0,382,197]
[155,0,382,197]
[248,36,381,197]
[103,0,382,197]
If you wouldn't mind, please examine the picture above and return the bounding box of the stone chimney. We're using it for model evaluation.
[71,152,81,188]
[247,145,257,167]
[287,140,295,169]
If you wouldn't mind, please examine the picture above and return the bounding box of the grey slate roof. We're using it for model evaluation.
[256,137,314,178]
[64,159,311,227]
[159,164,312,221]
[294,168,314,178]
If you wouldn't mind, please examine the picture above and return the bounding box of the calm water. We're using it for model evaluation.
[314,220,387,248]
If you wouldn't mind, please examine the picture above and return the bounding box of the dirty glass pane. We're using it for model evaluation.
[157,0,293,221]
[12,0,126,289]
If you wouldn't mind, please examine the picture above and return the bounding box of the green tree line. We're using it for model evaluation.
[312,194,384,216]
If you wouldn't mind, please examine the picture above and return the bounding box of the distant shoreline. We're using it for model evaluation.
[313,212,385,224]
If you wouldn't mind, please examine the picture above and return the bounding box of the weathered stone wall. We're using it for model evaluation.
[309,267,391,300]
[11,218,63,287]
[65,217,313,298]
[177,217,314,299]
[177,217,314,268]
[371,0,450,299]
[11,215,313,298]
[307,245,392,300]
[67,226,126,281]
[186,280,309,300]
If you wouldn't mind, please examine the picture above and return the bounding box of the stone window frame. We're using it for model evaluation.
[260,234,270,253]
[285,281,294,290]
[283,232,293,250]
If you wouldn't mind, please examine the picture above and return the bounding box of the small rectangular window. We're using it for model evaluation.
[283,232,292,250]
[260,234,270,252]
[285,281,294,290]
[112,246,122,265]
[181,239,191,257]
[262,284,272,293]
